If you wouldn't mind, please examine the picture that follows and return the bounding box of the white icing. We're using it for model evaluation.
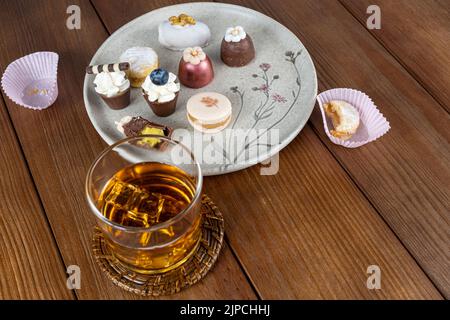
[119,47,158,73]
[224,26,246,42]
[115,116,133,134]
[93,71,130,97]
[141,72,180,103]
[183,47,207,65]
[158,20,211,51]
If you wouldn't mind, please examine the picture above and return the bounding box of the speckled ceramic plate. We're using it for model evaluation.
[83,2,317,176]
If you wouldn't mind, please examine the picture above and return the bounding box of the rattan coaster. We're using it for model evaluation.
[92,194,224,296]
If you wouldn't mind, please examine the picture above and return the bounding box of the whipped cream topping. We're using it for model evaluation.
[224,26,246,42]
[115,116,133,134]
[93,71,130,97]
[183,47,207,65]
[142,72,180,103]
[119,47,158,73]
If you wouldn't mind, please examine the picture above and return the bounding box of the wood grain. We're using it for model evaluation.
[205,126,442,299]
[92,0,443,299]
[0,97,72,299]
[0,0,256,299]
[91,0,203,33]
[341,0,450,112]
[232,0,450,296]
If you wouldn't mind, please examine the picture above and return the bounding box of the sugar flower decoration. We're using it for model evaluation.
[224,26,246,42]
[183,47,206,65]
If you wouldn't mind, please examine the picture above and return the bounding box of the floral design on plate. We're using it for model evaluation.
[219,50,304,169]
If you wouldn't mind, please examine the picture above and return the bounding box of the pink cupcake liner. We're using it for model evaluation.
[1,51,59,110]
[316,88,390,148]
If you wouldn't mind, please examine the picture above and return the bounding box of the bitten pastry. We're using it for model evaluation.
[323,100,360,140]
[186,92,232,133]
[141,68,180,117]
[115,116,173,149]
[221,26,255,67]
[158,13,211,51]
[91,64,131,110]
[178,47,214,89]
[119,47,159,87]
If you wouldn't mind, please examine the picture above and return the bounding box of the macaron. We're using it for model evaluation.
[186,92,232,133]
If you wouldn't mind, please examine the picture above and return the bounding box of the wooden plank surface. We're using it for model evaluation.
[205,129,442,299]
[341,0,450,112]
[0,98,72,299]
[92,0,443,299]
[0,0,256,300]
[230,0,450,296]
[0,0,447,299]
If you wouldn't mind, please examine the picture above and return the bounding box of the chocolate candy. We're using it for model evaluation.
[221,35,255,67]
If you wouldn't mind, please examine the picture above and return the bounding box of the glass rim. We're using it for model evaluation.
[85,135,203,233]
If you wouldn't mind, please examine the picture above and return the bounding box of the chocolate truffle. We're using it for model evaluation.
[220,26,255,67]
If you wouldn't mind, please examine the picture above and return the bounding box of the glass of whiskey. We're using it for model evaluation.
[86,135,203,276]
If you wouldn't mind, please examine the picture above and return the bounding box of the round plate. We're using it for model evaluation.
[83,2,317,176]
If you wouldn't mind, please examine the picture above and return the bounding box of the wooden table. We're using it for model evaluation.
[0,0,448,300]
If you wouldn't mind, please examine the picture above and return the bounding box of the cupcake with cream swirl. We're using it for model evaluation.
[142,68,180,117]
[93,71,130,109]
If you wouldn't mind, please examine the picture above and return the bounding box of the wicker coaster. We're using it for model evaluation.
[92,194,224,296]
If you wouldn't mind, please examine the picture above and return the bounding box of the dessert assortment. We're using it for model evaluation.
[85,5,383,173]
[86,14,257,134]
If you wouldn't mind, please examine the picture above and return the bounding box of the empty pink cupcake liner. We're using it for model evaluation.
[1,51,59,110]
[316,88,390,148]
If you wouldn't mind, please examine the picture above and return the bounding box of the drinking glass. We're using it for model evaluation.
[85,135,203,276]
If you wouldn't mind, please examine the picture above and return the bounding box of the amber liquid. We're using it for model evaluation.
[97,162,201,274]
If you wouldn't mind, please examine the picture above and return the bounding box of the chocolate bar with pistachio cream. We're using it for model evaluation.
[115,116,173,149]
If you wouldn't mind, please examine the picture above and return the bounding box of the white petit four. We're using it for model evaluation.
[158,14,211,51]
